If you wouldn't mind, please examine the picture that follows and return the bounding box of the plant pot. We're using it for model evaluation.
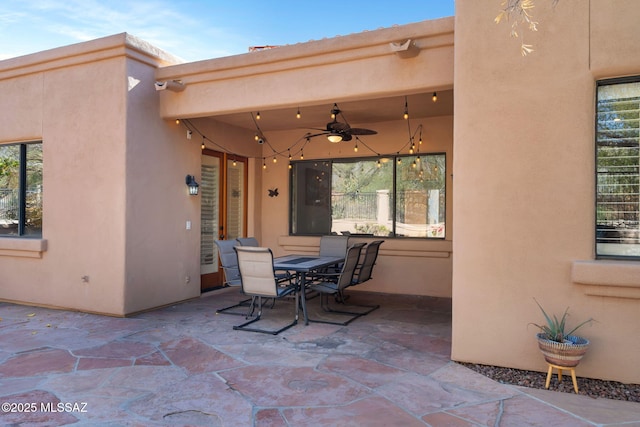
[536,333,590,367]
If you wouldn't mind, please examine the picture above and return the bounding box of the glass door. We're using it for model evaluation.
[200,150,247,292]
[200,151,222,291]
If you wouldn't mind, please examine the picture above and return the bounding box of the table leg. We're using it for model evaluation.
[300,272,309,325]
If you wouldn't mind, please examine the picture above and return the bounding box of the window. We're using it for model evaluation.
[0,142,43,237]
[596,77,640,258]
[290,154,446,238]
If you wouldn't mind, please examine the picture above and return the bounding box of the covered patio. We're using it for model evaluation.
[1,292,638,426]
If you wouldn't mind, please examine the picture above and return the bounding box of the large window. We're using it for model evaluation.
[596,77,640,258]
[0,142,43,237]
[290,154,446,238]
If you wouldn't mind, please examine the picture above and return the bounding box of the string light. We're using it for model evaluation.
[330,103,339,119]
[432,92,437,102]
[403,97,409,120]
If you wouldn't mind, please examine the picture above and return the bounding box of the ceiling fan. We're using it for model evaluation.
[306,104,377,142]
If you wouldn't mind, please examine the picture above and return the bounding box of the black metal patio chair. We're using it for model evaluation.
[233,246,299,335]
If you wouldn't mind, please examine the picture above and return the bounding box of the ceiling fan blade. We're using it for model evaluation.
[348,128,377,135]
[305,132,327,139]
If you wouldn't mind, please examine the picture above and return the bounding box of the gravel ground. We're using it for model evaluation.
[458,362,640,402]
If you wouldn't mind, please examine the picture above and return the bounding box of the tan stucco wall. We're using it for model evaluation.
[0,40,129,314]
[453,0,640,383]
[155,19,454,120]
[0,34,204,316]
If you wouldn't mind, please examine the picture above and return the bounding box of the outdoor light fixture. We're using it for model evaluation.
[185,175,199,195]
[155,80,185,92]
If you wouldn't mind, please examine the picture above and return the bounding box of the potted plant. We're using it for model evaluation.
[531,299,594,368]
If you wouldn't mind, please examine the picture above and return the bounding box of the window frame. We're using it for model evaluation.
[289,153,446,239]
[0,140,43,238]
[595,76,640,259]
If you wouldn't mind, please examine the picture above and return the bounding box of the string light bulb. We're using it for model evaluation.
[432,92,437,102]
[330,103,340,119]
[403,97,409,120]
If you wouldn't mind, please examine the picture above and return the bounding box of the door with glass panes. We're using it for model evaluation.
[200,150,247,292]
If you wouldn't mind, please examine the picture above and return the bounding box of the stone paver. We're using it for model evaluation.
[0,289,638,426]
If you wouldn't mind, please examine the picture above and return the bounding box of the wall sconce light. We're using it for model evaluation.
[185,175,199,195]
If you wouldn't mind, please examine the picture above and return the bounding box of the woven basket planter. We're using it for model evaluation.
[536,333,590,367]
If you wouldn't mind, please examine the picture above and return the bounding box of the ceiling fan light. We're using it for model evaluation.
[327,133,343,143]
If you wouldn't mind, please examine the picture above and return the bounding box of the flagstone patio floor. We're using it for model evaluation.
[1,288,639,426]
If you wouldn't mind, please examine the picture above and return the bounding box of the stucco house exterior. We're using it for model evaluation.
[1,1,638,384]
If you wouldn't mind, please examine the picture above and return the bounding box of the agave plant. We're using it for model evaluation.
[531,299,594,343]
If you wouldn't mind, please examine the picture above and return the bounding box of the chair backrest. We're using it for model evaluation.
[235,246,278,297]
[214,239,241,285]
[336,243,366,290]
[319,235,349,257]
[355,240,384,284]
[237,237,259,246]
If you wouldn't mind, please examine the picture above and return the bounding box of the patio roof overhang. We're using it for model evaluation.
[154,18,455,133]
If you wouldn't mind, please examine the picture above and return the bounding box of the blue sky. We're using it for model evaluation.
[0,0,454,62]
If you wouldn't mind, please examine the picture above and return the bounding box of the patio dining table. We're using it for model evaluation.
[273,254,344,325]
